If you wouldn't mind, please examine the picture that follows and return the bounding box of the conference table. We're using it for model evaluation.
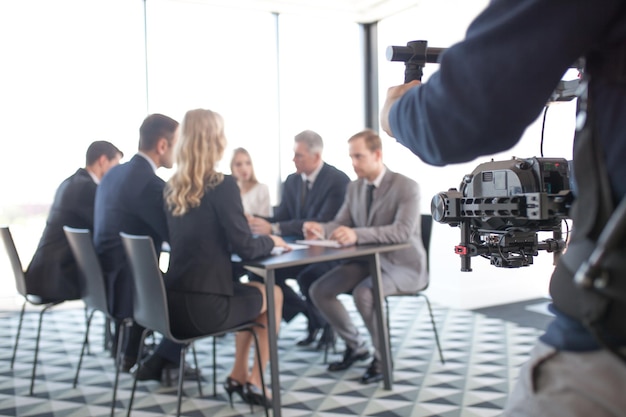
[241,242,410,417]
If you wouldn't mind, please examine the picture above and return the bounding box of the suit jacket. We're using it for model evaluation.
[270,162,350,238]
[93,154,169,318]
[25,168,96,300]
[165,175,274,295]
[323,168,428,292]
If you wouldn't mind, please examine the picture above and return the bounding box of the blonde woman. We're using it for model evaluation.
[142,109,288,407]
[230,147,271,217]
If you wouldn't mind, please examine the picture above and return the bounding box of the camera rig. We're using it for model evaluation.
[430,157,573,271]
[387,40,581,271]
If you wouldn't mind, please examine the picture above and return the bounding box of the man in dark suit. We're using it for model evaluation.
[306,129,427,384]
[94,113,184,379]
[25,141,123,301]
[248,130,350,348]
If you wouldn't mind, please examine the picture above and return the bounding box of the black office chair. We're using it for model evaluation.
[63,226,127,417]
[384,214,445,364]
[0,226,70,395]
[120,232,269,417]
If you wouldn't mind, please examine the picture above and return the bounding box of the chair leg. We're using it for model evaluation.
[110,318,128,417]
[10,301,27,369]
[84,306,91,355]
[74,309,96,387]
[29,304,54,396]
[385,297,391,350]
[104,317,113,353]
[249,328,270,417]
[191,343,202,397]
[212,336,217,397]
[126,327,150,417]
[175,346,188,417]
[420,294,445,365]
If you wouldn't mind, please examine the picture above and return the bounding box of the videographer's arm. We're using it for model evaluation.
[381,0,617,167]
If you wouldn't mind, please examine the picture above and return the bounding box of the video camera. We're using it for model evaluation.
[387,40,579,271]
[431,157,573,271]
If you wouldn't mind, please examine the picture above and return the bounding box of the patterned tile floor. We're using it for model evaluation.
[0,295,543,416]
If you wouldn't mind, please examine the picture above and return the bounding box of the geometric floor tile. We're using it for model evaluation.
[0,296,543,416]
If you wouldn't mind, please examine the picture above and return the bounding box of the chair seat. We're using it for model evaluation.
[25,295,67,305]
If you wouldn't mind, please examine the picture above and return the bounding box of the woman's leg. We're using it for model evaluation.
[244,281,283,390]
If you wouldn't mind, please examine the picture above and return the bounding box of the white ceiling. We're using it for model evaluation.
[183,0,421,23]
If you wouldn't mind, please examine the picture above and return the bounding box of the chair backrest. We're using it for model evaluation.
[63,226,110,315]
[0,226,27,297]
[421,214,433,272]
[119,232,174,341]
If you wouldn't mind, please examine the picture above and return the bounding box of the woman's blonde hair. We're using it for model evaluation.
[165,109,226,216]
[230,147,259,185]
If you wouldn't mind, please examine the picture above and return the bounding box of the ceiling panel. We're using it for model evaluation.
[180,0,421,23]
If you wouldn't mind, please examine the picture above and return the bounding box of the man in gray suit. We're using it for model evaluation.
[306,129,427,384]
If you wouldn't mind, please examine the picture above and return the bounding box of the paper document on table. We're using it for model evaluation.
[271,243,309,255]
[296,239,343,248]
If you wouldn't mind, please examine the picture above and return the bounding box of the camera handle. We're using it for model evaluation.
[386,40,444,83]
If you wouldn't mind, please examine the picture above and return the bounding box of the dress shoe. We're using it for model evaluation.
[316,324,336,351]
[223,376,246,407]
[244,382,272,409]
[132,359,161,382]
[133,357,201,387]
[296,327,321,347]
[359,358,384,384]
[160,362,202,387]
[118,355,137,373]
[327,345,370,371]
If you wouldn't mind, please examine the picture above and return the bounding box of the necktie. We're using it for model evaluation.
[366,184,375,218]
[301,179,310,208]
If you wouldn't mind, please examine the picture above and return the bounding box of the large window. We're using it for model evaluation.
[276,14,364,188]
[0,0,146,259]
[145,0,280,192]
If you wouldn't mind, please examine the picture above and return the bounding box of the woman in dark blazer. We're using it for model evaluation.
[162,108,288,406]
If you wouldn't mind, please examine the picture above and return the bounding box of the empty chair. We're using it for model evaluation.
[120,232,269,417]
[385,214,445,364]
[63,226,127,417]
[1,226,71,395]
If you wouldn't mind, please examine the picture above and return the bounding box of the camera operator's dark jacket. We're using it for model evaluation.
[389,0,626,350]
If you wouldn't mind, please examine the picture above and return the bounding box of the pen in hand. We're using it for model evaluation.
[311,228,325,240]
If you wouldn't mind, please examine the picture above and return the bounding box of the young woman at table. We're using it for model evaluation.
[162,108,288,407]
[230,147,271,217]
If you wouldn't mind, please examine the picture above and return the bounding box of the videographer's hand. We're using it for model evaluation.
[381,80,421,137]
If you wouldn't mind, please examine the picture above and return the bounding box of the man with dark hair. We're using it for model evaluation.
[26,141,122,301]
[94,114,186,380]
[381,1,626,414]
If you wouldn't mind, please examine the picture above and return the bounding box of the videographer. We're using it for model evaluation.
[381,1,626,416]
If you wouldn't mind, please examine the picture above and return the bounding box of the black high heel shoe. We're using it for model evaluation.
[296,327,321,346]
[223,376,246,407]
[244,382,272,409]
